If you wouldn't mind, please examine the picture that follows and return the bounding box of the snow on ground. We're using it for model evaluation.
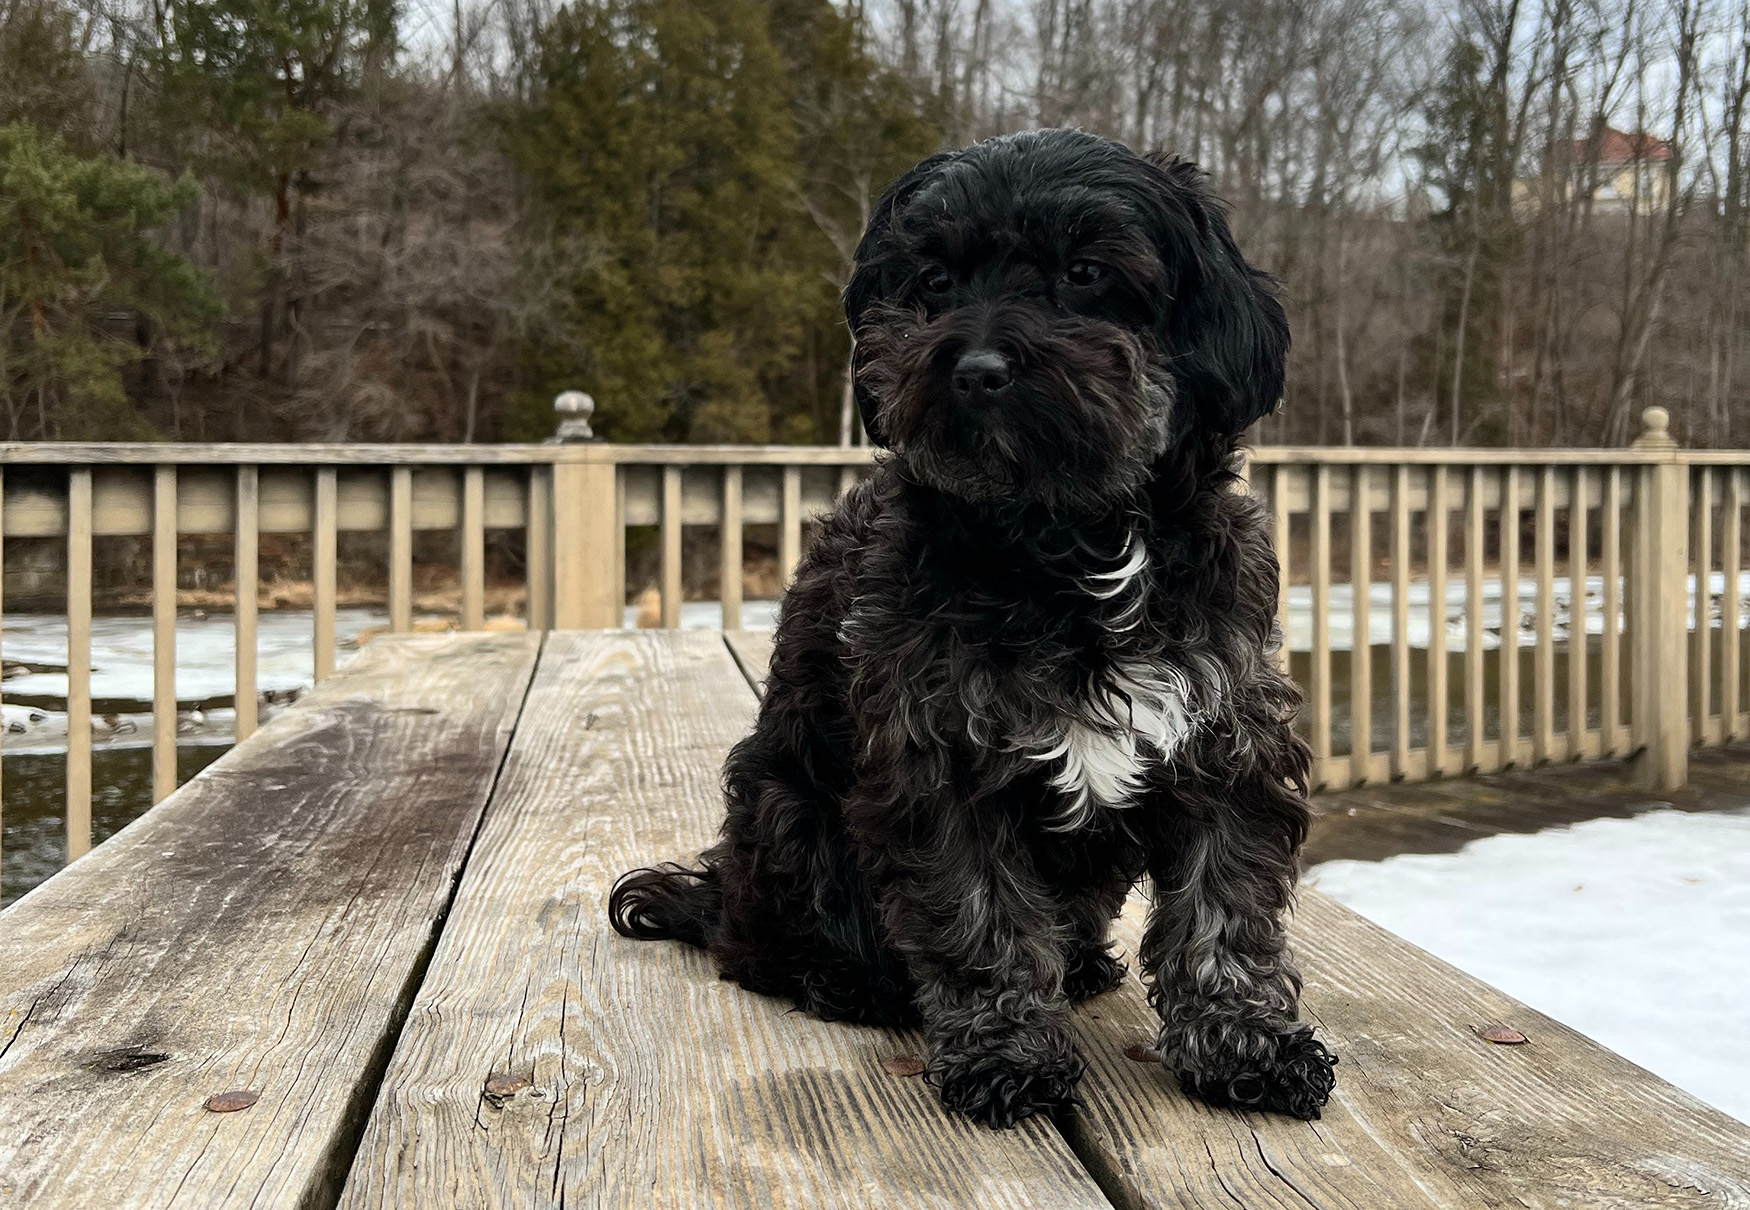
[1306,807,1750,1126]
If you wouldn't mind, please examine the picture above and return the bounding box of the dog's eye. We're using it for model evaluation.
[1064,260,1105,287]
[920,268,952,294]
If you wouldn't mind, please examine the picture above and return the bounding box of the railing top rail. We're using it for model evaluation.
[0,443,884,466]
[1244,446,1687,465]
[1,440,1742,469]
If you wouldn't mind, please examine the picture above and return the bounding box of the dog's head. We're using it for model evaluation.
[846,130,1287,510]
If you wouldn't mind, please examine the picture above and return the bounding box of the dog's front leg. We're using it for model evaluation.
[870,809,1083,1128]
[1139,776,1337,1119]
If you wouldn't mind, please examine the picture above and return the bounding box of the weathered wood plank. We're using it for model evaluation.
[1064,891,1750,1209]
[339,630,1109,1210]
[0,633,541,1208]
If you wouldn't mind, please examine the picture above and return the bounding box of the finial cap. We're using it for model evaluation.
[551,391,597,442]
[1631,405,1678,449]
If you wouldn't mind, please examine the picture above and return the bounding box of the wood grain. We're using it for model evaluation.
[1061,891,1750,1210]
[339,631,1109,1210]
[0,633,540,1209]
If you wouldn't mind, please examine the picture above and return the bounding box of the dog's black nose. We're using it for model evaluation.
[950,350,1013,402]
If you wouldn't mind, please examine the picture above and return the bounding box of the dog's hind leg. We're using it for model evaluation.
[1138,774,1338,1120]
[1061,877,1131,1002]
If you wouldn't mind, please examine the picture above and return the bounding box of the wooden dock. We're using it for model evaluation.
[1,630,1747,1208]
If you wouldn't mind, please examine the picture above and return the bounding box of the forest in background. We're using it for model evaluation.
[2,0,1749,448]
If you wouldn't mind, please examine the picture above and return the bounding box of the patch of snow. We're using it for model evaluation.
[1306,808,1750,1125]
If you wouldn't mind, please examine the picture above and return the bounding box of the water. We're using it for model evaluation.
[3,744,226,908]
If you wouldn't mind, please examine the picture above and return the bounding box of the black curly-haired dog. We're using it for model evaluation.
[610,128,1337,1129]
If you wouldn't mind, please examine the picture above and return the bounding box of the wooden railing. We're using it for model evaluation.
[1,405,1744,888]
[1247,407,1742,795]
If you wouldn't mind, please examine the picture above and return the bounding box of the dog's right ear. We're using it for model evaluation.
[1143,152,1289,438]
[844,150,961,447]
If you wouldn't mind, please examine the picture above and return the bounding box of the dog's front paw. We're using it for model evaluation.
[931,1049,1085,1128]
[1171,1025,1337,1120]
[1063,945,1127,1002]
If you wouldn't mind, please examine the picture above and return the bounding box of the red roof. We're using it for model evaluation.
[1574,127,1672,165]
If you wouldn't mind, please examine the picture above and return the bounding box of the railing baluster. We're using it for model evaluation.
[462,467,486,631]
[721,466,743,631]
[0,468,5,892]
[525,467,553,631]
[1693,467,1713,744]
[1725,467,1744,741]
[1391,464,1411,780]
[153,467,178,803]
[837,465,857,500]
[389,466,413,632]
[1349,466,1371,787]
[1310,465,1333,785]
[1499,466,1521,771]
[1569,467,1591,759]
[1535,465,1556,763]
[66,468,93,861]
[314,468,338,680]
[1273,463,1292,676]
[661,465,683,629]
[235,466,259,742]
[614,466,627,625]
[1465,467,1486,772]
[780,465,802,589]
[1428,466,1450,775]
[1603,466,1624,755]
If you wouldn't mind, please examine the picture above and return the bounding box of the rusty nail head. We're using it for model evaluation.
[484,1074,531,1098]
[204,1090,260,1113]
[880,1056,926,1078]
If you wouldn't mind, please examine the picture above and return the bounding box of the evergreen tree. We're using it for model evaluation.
[0,122,216,438]
[510,0,816,441]
[508,0,939,443]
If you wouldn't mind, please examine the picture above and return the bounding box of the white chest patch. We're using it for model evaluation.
[1028,661,1200,831]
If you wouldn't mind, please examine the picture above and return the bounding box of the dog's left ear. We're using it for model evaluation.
[1145,153,1289,436]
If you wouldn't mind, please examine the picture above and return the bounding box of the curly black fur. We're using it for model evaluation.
[610,129,1337,1128]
